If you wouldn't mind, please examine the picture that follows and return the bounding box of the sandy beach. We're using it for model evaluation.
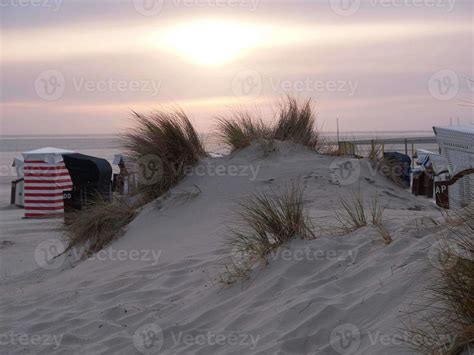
[0,142,451,354]
[2,1,472,352]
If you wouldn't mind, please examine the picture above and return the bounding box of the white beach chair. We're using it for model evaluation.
[433,126,474,208]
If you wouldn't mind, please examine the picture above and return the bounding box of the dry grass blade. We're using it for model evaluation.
[402,205,474,354]
[122,109,207,201]
[64,197,137,258]
[370,195,386,225]
[215,96,321,152]
[220,182,315,284]
[216,112,271,151]
[369,139,384,165]
[273,96,320,149]
[335,192,367,233]
[376,225,393,245]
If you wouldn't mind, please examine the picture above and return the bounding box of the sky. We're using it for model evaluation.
[0,0,473,135]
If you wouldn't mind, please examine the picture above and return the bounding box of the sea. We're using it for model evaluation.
[0,131,438,204]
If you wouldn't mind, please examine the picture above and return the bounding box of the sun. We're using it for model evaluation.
[159,20,265,66]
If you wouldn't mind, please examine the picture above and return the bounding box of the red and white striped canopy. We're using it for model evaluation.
[22,148,74,218]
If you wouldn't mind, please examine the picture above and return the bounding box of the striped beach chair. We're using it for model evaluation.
[22,147,74,218]
[433,126,474,209]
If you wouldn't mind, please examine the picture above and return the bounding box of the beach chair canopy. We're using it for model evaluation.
[21,147,74,218]
[22,147,75,165]
[62,153,112,190]
[415,149,449,176]
[433,126,474,174]
[113,154,138,175]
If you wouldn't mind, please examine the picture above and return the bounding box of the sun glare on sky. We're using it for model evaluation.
[158,20,268,66]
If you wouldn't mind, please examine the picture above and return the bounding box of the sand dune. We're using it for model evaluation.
[0,142,444,354]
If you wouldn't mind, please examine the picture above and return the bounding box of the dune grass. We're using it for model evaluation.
[368,139,384,165]
[273,96,320,149]
[123,109,207,201]
[217,96,320,152]
[219,182,315,284]
[335,192,368,232]
[64,197,137,258]
[216,112,271,151]
[335,192,390,244]
[64,109,206,258]
[403,205,474,354]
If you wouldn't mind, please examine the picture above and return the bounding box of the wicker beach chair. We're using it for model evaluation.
[433,126,474,209]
